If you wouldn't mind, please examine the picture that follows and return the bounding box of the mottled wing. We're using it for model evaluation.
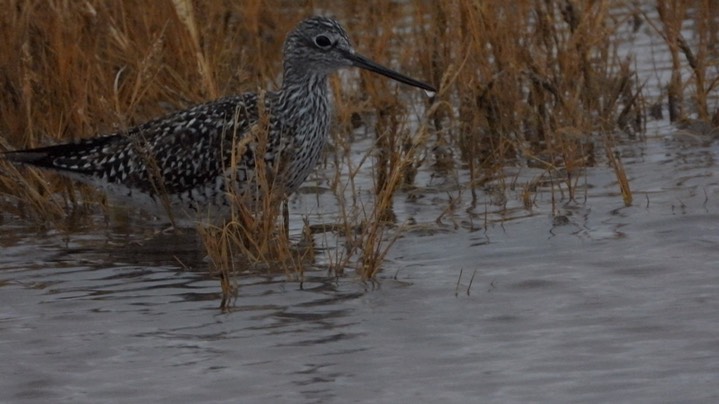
[5,94,259,196]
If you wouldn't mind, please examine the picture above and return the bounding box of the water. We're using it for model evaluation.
[2,127,718,402]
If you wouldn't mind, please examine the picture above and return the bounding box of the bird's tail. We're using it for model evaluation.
[3,147,62,170]
[3,150,51,164]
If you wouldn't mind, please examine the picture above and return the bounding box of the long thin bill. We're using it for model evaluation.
[344,51,437,94]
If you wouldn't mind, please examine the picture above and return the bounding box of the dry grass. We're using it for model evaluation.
[651,0,719,123]
[1,1,717,291]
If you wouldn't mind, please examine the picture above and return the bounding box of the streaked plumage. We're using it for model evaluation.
[4,16,436,226]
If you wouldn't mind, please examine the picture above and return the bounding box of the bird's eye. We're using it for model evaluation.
[314,35,332,48]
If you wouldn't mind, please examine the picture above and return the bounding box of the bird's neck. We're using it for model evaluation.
[273,64,332,194]
[277,65,330,124]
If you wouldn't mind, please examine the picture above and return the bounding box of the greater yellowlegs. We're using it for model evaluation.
[4,16,436,226]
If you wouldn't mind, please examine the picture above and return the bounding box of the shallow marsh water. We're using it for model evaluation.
[2,124,718,403]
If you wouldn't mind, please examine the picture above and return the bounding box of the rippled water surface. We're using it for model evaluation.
[2,128,718,403]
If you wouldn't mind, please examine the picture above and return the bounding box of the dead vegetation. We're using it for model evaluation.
[1,1,717,294]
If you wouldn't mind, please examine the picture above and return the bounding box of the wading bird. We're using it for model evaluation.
[4,16,436,227]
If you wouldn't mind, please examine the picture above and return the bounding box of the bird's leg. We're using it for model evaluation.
[282,198,290,239]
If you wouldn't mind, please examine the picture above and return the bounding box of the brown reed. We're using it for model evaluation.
[1,1,716,286]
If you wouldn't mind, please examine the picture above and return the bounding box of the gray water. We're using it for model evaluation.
[2,127,718,403]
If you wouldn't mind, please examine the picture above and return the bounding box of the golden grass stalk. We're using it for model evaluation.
[604,133,633,207]
[171,0,218,98]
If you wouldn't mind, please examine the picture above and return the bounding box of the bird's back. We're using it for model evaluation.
[5,93,272,223]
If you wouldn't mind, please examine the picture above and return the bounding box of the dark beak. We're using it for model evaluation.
[344,51,437,94]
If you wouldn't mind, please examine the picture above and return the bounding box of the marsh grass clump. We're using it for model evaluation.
[195,92,315,305]
[2,1,718,288]
[407,1,648,208]
[652,0,719,123]
[324,79,443,279]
